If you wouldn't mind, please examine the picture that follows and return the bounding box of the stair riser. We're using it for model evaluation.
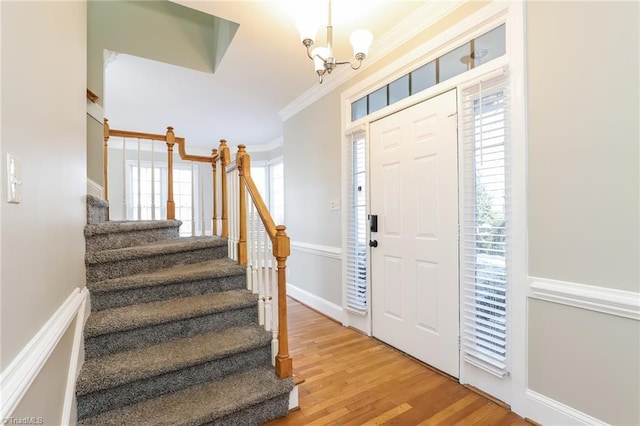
[77,346,271,419]
[85,307,258,358]
[207,394,290,426]
[86,227,180,252]
[87,202,108,225]
[86,245,228,282]
[90,276,247,311]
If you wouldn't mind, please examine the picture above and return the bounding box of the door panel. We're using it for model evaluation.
[370,89,459,378]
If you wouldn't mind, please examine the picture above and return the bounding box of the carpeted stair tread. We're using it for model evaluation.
[78,366,294,426]
[85,236,226,265]
[77,324,271,396]
[85,220,181,237]
[84,289,257,338]
[87,258,245,293]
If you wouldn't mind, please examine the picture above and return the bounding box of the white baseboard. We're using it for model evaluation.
[286,283,344,323]
[87,178,104,199]
[523,389,608,426]
[529,276,640,320]
[0,287,89,421]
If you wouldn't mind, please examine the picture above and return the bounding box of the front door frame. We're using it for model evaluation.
[340,0,526,409]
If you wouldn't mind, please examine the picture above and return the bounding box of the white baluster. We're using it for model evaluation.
[200,166,205,236]
[257,218,265,327]
[137,138,141,220]
[190,161,196,236]
[122,138,127,220]
[245,187,252,291]
[151,141,156,220]
[271,251,279,365]
[264,230,272,334]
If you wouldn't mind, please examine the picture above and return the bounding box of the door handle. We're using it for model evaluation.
[369,240,378,248]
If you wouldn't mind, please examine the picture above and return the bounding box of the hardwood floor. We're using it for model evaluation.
[265,298,529,426]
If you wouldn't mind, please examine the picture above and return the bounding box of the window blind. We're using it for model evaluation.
[344,132,368,314]
[460,73,511,377]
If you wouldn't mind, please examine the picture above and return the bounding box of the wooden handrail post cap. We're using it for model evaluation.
[166,126,176,144]
[274,225,290,258]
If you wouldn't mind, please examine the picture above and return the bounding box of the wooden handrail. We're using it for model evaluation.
[236,144,292,379]
[236,146,277,238]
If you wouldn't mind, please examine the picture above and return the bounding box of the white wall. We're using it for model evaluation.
[0,0,87,422]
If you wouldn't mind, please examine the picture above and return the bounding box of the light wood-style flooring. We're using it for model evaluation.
[266,298,529,426]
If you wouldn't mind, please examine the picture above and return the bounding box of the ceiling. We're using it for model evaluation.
[103,0,427,152]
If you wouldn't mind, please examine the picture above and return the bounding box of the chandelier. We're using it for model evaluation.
[296,0,373,83]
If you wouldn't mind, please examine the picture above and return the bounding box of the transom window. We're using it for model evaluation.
[351,24,506,121]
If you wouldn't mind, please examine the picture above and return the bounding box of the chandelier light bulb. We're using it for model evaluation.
[350,29,373,59]
[296,16,321,45]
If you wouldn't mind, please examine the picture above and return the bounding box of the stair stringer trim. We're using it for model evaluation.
[0,287,89,424]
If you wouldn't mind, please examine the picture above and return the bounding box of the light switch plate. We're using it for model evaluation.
[330,198,340,211]
[7,154,22,204]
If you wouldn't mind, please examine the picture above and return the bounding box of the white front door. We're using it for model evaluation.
[370,89,459,377]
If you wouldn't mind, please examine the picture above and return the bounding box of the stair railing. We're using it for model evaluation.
[103,119,216,234]
[226,145,293,379]
[103,121,291,378]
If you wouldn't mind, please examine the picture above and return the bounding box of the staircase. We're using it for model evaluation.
[77,196,294,425]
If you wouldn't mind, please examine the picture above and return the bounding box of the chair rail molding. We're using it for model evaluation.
[528,276,640,320]
[290,240,342,260]
[0,287,89,421]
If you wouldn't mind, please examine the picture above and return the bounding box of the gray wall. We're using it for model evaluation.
[282,1,640,424]
[527,1,639,291]
[526,2,639,423]
[283,90,343,305]
[528,299,640,425]
[0,0,87,421]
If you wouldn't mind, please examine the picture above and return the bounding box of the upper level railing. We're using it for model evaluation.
[103,118,216,228]
[102,120,292,378]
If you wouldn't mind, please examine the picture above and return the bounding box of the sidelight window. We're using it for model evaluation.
[460,73,511,377]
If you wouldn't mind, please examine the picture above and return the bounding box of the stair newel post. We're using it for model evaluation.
[236,145,248,265]
[274,225,293,378]
[165,127,176,220]
[219,140,229,239]
[211,148,218,236]
[103,118,110,219]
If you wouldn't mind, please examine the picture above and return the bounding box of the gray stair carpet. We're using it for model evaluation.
[79,197,293,425]
[78,367,293,426]
[85,219,181,251]
[86,195,109,225]
[88,259,247,311]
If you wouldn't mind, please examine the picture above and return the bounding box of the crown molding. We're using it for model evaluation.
[245,136,283,153]
[278,0,467,122]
